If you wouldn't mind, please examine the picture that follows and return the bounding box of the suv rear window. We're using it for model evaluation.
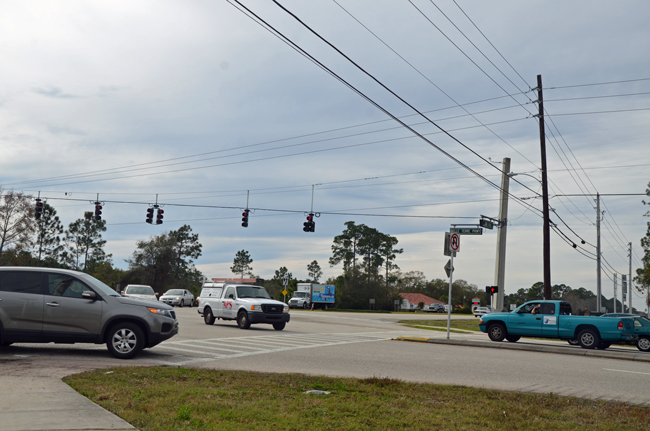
[0,271,43,294]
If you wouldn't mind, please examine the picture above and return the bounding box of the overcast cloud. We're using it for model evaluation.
[1,0,649,309]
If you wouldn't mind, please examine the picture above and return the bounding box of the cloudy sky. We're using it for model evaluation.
[2,1,649,307]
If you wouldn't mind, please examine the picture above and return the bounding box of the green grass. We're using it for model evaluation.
[64,367,650,431]
[400,319,482,332]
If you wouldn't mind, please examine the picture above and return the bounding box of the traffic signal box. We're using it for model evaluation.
[156,208,164,225]
[34,199,43,219]
[94,202,102,221]
[146,208,154,224]
[485,286,498,305]
[303,213,315,232]
[242,210,249,228]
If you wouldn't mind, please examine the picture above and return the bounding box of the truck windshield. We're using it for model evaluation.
[237,286,271,299]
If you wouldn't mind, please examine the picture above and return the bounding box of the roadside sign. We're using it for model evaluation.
[282,276,289,286]
[450,233,460,252]
[450,228,483,235]
[444,259,454,277]
[282,289,288,296]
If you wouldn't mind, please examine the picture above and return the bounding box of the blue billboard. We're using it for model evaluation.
[312,284,335,303]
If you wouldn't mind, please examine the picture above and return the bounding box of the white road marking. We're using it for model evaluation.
[604,368,650,376]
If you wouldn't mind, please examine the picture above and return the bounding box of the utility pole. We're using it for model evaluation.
[494,157,511,312]
[628,242,633,313]
[613,273,617,313]
[596,192,602,313]
[536,74,551,299]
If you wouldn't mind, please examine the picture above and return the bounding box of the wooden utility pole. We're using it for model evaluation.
[537,74,551,299]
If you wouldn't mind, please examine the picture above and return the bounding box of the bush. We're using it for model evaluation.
[458,306,473,314]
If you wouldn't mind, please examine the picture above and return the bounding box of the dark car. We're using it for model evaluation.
[0,267,178,359]
[601,313,650,352]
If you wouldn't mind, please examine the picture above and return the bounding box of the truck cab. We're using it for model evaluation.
[289,291,310,309]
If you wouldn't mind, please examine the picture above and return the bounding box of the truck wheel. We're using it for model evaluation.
[637,336,650,352]
[487,323,506,342]
[106,323,144,359]
[273,322,286,331]
[237,311,251,329]
[204,307,215,325]
[577,328,600,349]
[567,339,579,346]
[302,302,308,309]
[505,335,520,343]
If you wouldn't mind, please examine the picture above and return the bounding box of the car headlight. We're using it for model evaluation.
[283,306,289,313]
[250,305,262,311]
[148,307,174,319]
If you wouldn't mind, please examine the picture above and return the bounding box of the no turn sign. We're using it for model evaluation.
[450,232,460,252]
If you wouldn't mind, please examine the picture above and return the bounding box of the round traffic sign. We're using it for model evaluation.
[450,233,460,251]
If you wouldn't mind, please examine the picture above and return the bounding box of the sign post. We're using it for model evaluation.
[282,276,289,303]
[447,232,460,339]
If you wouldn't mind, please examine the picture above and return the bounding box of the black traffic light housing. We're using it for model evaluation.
[156,208,164,225]
[242,210,249,228]
[146,207,154,224]
[303,213,315,232]
[94,202,102,221]
[35,199,43,220]
[486,286,498,295]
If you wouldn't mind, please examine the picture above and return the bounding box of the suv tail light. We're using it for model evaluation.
[196,299,200,307]
[618,321,624,330]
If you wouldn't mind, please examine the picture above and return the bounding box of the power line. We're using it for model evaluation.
[545,91,650,102]
[544,77,650,90]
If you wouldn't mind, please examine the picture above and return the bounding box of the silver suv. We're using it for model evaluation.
[0,267,178,359]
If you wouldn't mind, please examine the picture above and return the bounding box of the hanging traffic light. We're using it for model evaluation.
[94,202,102,221]
[146,207,154,224]
[35,199,43,220]
[156,208,164,225]
[303,213,315,232]
[242,210,249,228]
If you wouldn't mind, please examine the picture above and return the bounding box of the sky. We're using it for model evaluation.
[1,1,649,309]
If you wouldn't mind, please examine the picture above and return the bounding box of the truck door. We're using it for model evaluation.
[508,302,543,336]
[539,303,559,338]
[219,286,236,319]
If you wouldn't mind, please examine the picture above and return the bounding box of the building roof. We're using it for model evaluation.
[399,293,442,305]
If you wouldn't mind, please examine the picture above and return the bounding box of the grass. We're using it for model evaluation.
[400,318,482,332]
[64,367,650,431]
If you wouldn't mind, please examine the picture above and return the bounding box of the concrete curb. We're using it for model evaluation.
[395,337,650,363]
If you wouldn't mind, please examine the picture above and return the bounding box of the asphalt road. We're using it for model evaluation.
[2,308,650,405]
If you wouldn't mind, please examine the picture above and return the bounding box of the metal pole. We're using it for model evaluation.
[494,158,511,312]
[613,273,617,314]
[446,249,454,340]
[537,75,552,299]
[596,193,602,312]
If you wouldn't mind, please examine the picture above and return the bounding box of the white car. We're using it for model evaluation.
[474,307,491,317]
[122,284,158,301]
[160,289,195,307]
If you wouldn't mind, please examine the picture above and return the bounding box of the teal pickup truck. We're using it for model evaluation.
[479,300,637,349]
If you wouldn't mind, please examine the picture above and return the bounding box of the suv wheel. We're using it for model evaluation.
[204,307,215,325]
[237,311,251,329]
[273,322,286,331]
[107,323,144,359]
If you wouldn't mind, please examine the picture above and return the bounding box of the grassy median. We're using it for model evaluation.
[400,318,482,332]
[64,367,649,431]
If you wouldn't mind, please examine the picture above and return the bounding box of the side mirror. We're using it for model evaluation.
[82,291,97,301]
[155,292,160,298]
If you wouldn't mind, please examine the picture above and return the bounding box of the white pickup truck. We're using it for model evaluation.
[197,283,290,330]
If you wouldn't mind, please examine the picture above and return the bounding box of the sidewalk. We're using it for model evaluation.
[0,357,136,431]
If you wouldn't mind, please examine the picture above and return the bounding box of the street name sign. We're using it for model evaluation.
[450,228,483,235]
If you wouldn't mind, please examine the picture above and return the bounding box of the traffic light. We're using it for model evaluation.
[34,199,43,219]
[486,286,498,295]
[303,213,315,232]
[242,210,249,228]
[94,202,102,221]
[156,208,164,225]
[146,207,154,224]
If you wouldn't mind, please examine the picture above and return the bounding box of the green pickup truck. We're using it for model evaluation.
[478,300,637,349]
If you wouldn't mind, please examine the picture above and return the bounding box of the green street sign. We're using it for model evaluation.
[450,228,483,235]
